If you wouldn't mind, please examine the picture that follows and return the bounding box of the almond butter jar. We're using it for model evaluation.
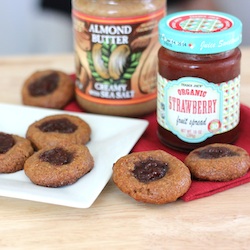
[72,0,166,116]
[157,10,242,151]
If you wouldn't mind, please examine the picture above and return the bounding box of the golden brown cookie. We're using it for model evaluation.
[26,114,91,150]
[0,132,34,173]
[112,150,191,204]
[22,69,74,109]
[24,144,94,187]
[184,143,250,181]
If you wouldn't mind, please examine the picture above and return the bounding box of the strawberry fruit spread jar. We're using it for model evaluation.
[72,0,166,116]
[157,10,242,151]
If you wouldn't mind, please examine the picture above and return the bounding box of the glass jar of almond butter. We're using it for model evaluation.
[72,0,166,116]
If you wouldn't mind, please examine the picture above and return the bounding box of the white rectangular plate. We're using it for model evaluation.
[0,103,148,208]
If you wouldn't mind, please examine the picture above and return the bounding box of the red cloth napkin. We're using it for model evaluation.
[64,101,250,201]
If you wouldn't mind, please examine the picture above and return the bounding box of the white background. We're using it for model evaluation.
[0,0,249,56]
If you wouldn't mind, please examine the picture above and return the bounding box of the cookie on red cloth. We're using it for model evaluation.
[22,69,74,109]
[112,150,191,204]
[184,143,250,182]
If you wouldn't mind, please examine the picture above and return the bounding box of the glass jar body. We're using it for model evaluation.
[157,47,241,151]
[72,0,166,117]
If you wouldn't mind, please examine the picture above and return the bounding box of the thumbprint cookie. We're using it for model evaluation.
[24,144,94,187]
[22,69,74,109]
[0,132,34,173]
[112,150,191,204]
[184,143,250,181]
[26,114,91,150]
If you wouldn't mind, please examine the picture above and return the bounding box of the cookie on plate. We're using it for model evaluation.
[184,143,250,181]
[22,69,74,109]
[24,144,94,187]
[26,114,91,150]
[112,150,191,204]
[0,132,34,173]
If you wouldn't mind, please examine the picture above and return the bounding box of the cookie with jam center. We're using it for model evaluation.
[26,114,91,150]
[22,69,74,109]
[184,143,250,181]
[24,144,94,187]
[112,150,191,204]
[0,132,34,173]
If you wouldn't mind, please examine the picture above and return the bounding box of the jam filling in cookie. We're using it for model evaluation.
[196,146,239,159]
[132,157,168,183]
[28,72,59,96]
[38,118,77,133]
[39,147,73,165]
[0,132,15,154]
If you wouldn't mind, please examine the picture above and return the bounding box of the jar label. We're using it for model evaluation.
[157,75,240,143]
[72,8,165,105]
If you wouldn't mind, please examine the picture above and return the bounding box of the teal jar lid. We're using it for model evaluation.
[158,10,242,54]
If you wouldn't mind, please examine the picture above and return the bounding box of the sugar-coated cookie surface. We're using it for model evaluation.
[26,114,91,150]
[112,150,191,204]
[24,144,94,187]
[184,143,250,181]
[22,69,74,109]
[0,132,34,173]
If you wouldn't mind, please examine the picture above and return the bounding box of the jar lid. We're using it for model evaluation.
[158,10,242,54]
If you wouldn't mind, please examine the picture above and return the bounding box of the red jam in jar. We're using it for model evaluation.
[157,10,242,151]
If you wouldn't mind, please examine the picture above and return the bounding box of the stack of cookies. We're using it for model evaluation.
[0,113,94,188]
[24,113,94,187]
